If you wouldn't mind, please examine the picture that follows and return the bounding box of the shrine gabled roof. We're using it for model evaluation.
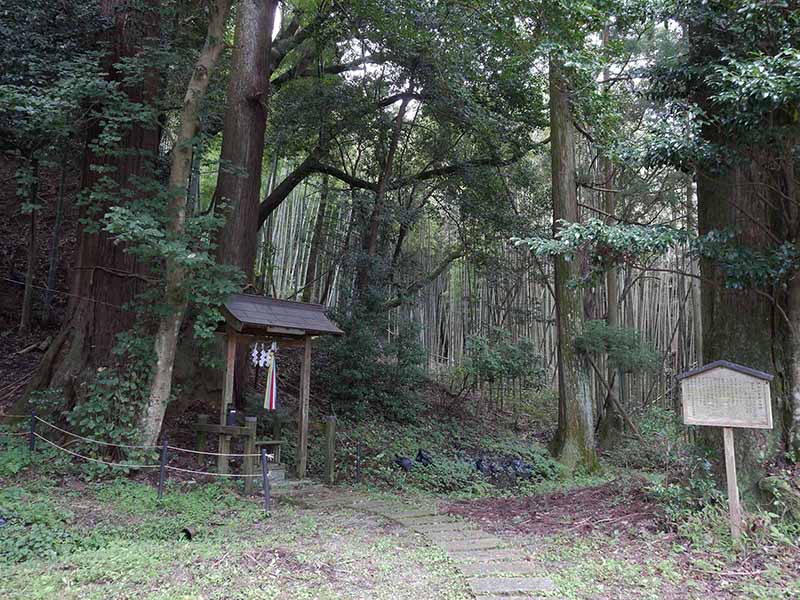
[221,294,343,337]
[676,360,773,382]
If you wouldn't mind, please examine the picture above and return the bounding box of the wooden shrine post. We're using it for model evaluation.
[678,360,774,544]
[297,335,312,479]
[324,415,336,485]
[219,327,236,474]
[243,416,257,494]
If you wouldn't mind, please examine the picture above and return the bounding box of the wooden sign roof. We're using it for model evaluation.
[221,294,344,337]
[676,360,773,382]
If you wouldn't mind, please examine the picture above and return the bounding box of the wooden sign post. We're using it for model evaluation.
[677,360,774,543]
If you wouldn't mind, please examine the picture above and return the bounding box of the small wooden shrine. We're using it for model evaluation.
[213,294,342,481]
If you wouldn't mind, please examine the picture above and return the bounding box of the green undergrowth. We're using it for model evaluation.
[603,407,800,565]
[0,466,468,599]
[523,527,800,600]
[306,411,565,499]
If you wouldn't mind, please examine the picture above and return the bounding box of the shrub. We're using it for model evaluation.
[575,320,660,373]
[320,306,425,422]
[407,460,490,495]
[460,328,546,394]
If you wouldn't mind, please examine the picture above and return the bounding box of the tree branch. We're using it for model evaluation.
[382,247,464,310]
[272,54,387,90]
[377,91,425,107]
[258,155,377,228]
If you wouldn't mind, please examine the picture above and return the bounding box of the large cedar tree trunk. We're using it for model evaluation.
[696,165,785,500]
[27,0,161,404]
[690,16,786,501]
[210,0,278,408]
[213,0,278,278]
[548,58,597,471]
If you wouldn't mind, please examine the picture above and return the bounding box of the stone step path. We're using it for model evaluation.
[274,483,555,599]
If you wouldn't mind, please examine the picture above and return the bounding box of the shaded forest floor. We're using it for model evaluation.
[2,418,799,599]
[1,465,798,599]
[447,478,799,599]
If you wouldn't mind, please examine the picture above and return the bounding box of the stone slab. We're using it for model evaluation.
[313,497,360,506]
[425,530,496,542]
[450,549,524,563]
[387,509,439,519]
[440,538,505,552]
[410,521,475,533]
[469,577,555,595]
[474,595,548,600]
[460,560,541,577]
[350,502,404,512]
[395,515,457,526]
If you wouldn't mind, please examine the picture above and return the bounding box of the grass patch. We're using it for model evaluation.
[1,465,469,599]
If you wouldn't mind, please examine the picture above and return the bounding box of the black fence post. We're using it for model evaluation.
[261,448,270,515]
[29,411,36,453]
[356,440,361,483]
[157,439,168,500]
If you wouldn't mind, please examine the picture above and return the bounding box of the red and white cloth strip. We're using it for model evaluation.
[264,345,278,411]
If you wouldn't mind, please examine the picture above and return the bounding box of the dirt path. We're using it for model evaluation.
[277,483,555,600]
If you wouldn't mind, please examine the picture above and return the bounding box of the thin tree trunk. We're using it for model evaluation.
[788,274,800,454]
[44,151,67,323]
[597,25,623,447]
[598,153,622,447]
[548,58,596,471]
[355,95,411,297]
[302,174,329,303]
[19,159,38,335]
[140,0,233,446]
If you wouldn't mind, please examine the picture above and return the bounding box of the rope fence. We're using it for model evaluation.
[163,465,265,478]
[4,413,282,513]
[28,415,267,458]
[35,417,160,450]
[33,433,161,469]
[166,445,262,458]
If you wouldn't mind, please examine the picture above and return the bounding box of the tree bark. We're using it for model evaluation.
[548,58,597,471]
[696,164,785,500]
[213,0,279,282]
[139,0,233,446]
[210,0,278,409]
[27,0,161,403]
